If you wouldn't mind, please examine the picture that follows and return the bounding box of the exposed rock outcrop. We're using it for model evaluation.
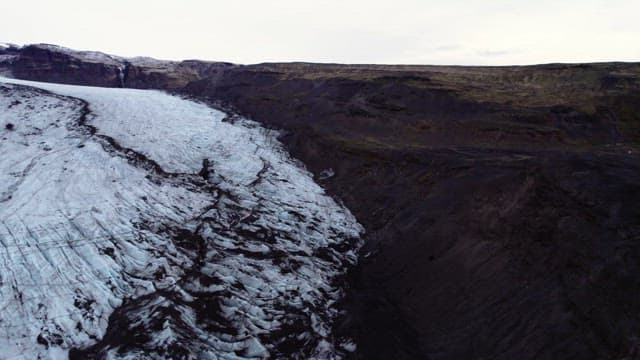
[1,44,234,89]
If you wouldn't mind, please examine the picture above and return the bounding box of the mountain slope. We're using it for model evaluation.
[2,44,640,359]
[0,77,362,359]
[182,61,640,359]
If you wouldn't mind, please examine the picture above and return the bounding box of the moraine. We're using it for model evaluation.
[0,77,363,359]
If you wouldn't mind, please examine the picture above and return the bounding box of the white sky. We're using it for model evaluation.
[1,0,639,65]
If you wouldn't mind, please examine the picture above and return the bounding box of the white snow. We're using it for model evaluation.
[0,77,363,358]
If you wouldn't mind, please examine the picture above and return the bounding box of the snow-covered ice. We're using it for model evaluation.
[0,77,363,359]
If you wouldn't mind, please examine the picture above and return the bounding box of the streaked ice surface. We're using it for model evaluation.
[0,77,363,359]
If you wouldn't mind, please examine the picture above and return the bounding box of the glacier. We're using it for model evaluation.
[0,77,363,359]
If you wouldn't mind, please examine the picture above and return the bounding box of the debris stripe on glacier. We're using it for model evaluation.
[0,77,363,358]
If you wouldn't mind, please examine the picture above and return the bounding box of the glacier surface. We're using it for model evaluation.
[0,77,363,359]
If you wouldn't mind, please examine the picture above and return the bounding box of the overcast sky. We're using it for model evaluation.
[1,0,639,65]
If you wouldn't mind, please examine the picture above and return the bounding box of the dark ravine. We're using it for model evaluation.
[2,44,640,359]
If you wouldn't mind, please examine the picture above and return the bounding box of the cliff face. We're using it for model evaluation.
[9,44,125,87]
[4,45,640,359]
[1,44,234,89]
